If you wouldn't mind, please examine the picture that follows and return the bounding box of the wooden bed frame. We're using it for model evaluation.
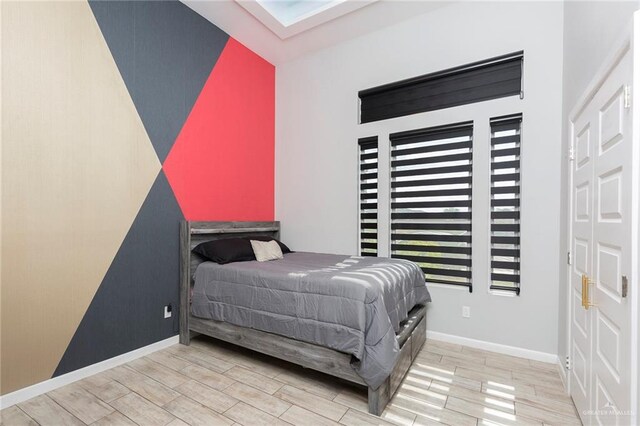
[179,221,427,416]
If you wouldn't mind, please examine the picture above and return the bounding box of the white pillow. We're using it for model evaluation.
[250,240,284,262]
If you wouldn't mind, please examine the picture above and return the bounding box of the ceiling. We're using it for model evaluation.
[182,0,451,64]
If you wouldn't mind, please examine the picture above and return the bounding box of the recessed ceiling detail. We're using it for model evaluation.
[236,0,377,39]
[261,0,343,26]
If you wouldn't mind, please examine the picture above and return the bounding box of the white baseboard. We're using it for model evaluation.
[426,330,557,364]
[0,335,179,409]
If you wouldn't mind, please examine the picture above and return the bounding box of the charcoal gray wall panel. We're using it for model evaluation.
[54,172,183,376]
[88,0,229,162]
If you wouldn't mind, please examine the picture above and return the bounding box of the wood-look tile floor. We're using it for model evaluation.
[1,337,582,426]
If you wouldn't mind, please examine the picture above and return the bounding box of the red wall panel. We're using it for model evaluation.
[164,38,275,221]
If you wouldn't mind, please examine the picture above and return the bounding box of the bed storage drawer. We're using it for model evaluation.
[390,335,412,395]
[411,317,426,359]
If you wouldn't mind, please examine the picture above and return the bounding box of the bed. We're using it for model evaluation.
[179,221,430,415]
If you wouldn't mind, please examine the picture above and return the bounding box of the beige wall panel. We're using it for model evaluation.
[1,1,161,394]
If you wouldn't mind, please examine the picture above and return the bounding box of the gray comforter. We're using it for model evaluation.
[191,252,431,388]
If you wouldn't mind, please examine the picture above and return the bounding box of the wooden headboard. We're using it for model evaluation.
[179,221,280,342]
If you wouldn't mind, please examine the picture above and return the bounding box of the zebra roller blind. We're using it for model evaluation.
[390,122,473,291]
[359,137,378,256]
[490,114,522,294]
[359,51,523,124]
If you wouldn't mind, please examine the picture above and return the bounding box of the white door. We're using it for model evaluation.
[570,80,594,420]
[569,27,636,426]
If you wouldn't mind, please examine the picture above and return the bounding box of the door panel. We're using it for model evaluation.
[576,124,591,168]
[595,309,621,381]
[599,88,625,153]
[597,170,623,222]
[596,242,622,300]
[573,336,589,395]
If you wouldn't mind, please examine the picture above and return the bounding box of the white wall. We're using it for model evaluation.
[557,0,640,377]
[276,1,564,355]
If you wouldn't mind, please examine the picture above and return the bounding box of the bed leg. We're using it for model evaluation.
[368,379,390,416]
[179,221,191,346]
[180,330,201,346]
[179,328,191,346]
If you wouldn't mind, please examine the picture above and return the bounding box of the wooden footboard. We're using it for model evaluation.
[368,308,427,415]
[179,220,428,416]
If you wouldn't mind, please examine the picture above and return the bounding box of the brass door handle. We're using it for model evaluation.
[582,274,596,309]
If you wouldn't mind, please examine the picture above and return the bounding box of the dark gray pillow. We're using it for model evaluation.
[193,236,291,264]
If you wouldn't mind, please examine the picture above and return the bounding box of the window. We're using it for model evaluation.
[357,52,525,294]
[490,114,522,294]
[390,122,473,292]
[359,136,378,256]
[358,51,523,123]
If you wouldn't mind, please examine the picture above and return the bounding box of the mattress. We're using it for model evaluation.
[191,252,431,388]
